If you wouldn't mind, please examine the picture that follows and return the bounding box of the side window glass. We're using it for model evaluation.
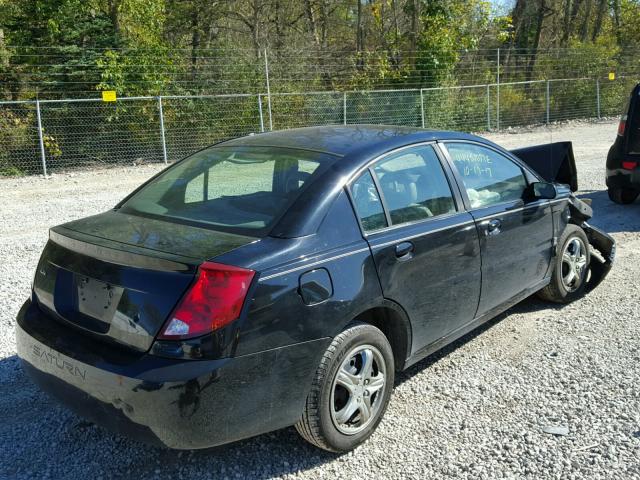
[446,143,527,208]
[350,170,387,232]
[373,145,456,225]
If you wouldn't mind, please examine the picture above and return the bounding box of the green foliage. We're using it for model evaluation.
[348,90,422,126]
[95,47,180,96]
[43,132,62,158]
[2,0,640,175]
[118,0,166,44]
[162,96,262,159]
[493,15,514,44]
[347,51,413,90]
[3,0,116,99]
[535,39,621,80]
[619,0,640,48]
[5,0,115,47]
[415,0,490,86]
[0,106,35,174]
[422,86,490,131]
[0,165,23,176]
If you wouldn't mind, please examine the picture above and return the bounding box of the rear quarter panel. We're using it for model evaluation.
[214,190,385,357]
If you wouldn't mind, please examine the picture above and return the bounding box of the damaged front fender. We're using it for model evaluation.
[563,194,615,293]
[581,222,615,294]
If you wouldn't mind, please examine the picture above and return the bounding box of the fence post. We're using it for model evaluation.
[257,94,265,132]
[343,92,347,125]
[420,89,425,128]
[546,80,550,125]
[35,99,48,176]
[596,78,601,119]
[157,96,168,165]
[263,49,273,130]
[486,84,491,131]
[496,48,500,130]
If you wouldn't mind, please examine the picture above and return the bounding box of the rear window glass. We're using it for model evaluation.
[120,146,338,236]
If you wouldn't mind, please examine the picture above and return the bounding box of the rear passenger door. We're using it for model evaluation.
[349,144,482,354]
[441,142,554,316]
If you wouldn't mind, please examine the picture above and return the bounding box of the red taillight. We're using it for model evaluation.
[618,115,627,136]
[622,161,638,170]
[158,262,255,340]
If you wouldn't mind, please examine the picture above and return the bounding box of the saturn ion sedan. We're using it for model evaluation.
[16,125,614,452]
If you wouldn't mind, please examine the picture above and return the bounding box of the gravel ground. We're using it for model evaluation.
[1,120,639,479]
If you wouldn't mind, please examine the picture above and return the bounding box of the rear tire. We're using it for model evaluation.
[537,224,590,304]
[608,186,639,204]
[295,322,394,452]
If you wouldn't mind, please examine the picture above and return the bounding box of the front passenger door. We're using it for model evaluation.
[442,142,554,316]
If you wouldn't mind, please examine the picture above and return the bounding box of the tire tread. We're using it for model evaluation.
[295,323,388,452]
[608,186,639,205]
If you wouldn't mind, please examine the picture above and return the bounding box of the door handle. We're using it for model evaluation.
[486,218,502,236]
[395,241,414,259]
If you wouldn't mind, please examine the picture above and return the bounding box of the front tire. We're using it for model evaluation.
[295,322,394,452]
[537,224,590,303]
[608,186,639,204]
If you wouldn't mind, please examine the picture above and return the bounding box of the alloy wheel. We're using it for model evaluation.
[561,237,588,292]
[330,345,387,435]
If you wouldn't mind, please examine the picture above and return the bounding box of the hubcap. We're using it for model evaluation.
[330,345,386,435]
[561,237,588,292]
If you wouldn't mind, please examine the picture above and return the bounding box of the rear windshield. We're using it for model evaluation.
[119,145,338,236]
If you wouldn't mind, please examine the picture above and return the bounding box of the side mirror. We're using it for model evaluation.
[526,181,557,200]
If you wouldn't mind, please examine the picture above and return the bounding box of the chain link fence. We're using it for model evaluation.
[0,75,636,176]
[161,94,262,162]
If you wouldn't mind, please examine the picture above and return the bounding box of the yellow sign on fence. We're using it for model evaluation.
[609,72,616,81]
[102,90,117,102]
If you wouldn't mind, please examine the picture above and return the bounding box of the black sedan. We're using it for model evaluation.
[16,126,614,452]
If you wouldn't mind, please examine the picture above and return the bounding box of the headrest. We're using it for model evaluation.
[380,171,418,209]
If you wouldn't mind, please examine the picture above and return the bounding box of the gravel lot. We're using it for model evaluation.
[1,120,639,479]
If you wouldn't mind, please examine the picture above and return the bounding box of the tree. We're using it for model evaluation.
[415,0,489,86]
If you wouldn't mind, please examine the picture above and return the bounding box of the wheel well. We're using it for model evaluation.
[353,306,411,371]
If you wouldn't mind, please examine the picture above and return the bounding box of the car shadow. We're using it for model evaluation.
[395,294,560,386]
[577,189,640,233]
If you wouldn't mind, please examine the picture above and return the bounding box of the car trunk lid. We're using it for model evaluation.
[33,211,256,352]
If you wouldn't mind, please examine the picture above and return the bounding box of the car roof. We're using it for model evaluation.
[218,124,483,157]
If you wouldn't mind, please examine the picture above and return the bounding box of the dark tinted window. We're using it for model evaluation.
[350,170,387,232]
[446,143,526,208]
[373,145,456,225]
[121,146,338,235]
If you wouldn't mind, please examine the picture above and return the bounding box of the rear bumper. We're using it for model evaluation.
[16,300,328,449]
[606,141,640,189]
[606,168,640,189]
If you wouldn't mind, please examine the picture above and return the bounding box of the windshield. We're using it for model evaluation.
[120,145,338,236]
